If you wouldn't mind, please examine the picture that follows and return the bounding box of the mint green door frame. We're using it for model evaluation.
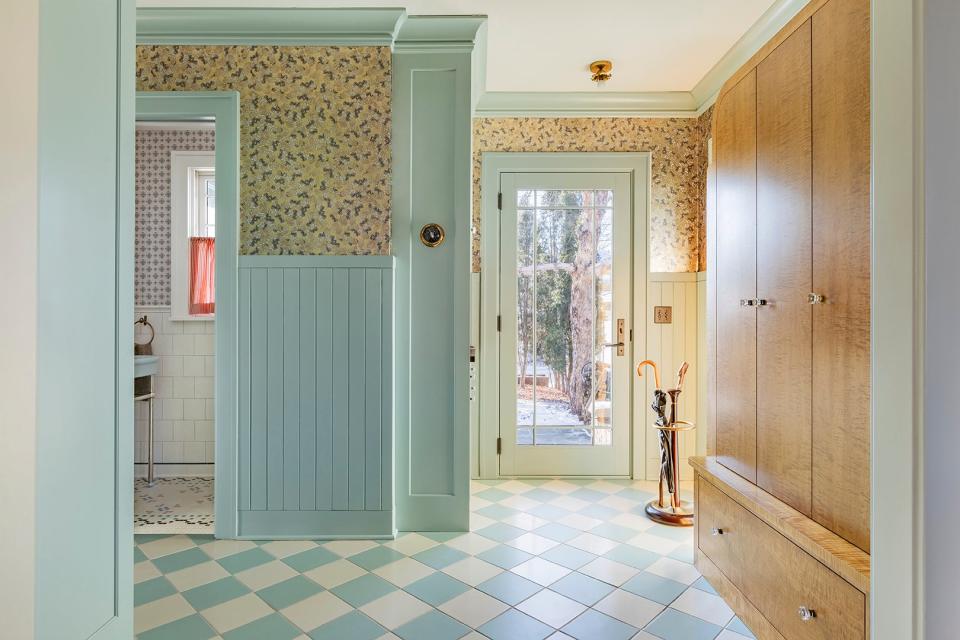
[136,92,240,537]
[35,0,134,637]
[478,152,651,479]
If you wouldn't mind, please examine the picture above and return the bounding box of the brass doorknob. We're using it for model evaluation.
[419,223,445,247]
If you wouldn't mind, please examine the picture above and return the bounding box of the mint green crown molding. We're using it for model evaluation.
[472,0,807,118]
[136,7,406,46]
[394,15,487,52]
[690,0,808,105]
[474,91,700,118]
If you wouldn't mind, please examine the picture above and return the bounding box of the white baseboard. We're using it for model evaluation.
[135,463,213,479]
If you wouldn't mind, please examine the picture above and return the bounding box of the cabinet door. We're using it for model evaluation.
[812,0,871,552]
[756,21,813,515]
[714,72,758,482]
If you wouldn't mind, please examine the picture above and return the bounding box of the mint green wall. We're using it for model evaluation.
[393,18,484,531]
[36,0,133,637]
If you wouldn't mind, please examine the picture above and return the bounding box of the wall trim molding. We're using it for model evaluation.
[474,91,700,118]
[690,0,809,104]
[136,7,407,46]
[238,255,395,269]
[394,15,487,52]
[648,271,700,283]
[136,120,214,131]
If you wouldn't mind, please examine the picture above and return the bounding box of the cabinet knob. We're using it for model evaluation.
[740,299,755,307]
[710,527,724,536]
[808,292,825,304]
[798,606,816,621]
[755,298,768,306]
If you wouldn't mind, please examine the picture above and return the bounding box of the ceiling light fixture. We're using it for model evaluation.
[590,60,613,84]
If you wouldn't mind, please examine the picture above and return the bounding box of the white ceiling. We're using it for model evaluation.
[137,0,780,93]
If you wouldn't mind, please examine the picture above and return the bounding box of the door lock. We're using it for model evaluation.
[602,319,626,356]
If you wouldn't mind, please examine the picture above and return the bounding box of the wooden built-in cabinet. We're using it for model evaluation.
[700,0,871,636]
[714,71,758,484]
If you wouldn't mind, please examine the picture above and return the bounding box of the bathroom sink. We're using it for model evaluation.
[134,355,159,378]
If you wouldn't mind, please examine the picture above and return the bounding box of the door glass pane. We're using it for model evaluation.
[514,188,615,446]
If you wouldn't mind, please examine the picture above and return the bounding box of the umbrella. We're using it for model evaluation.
[637,361,674,496]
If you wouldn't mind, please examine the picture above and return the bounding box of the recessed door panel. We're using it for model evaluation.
[715,72,758,483]
[756,21,813,515]
[812,0,872,552]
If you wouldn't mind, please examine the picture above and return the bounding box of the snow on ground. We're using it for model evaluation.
[516,399,592,445]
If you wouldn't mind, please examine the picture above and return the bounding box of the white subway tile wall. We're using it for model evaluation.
[135,307,215,465]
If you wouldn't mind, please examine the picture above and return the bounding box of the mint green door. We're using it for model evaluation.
[36,0,133,637]
[499,172,633,477]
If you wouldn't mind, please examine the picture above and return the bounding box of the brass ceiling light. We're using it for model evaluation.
[590,60,613,84]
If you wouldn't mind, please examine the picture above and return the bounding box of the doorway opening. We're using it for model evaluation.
[133,120,217,534]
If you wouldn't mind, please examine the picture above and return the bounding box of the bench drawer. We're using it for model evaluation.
[697,477,865,640]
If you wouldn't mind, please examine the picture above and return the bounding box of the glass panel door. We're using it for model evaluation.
[499,172,632,476]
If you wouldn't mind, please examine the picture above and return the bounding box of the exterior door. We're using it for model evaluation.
[499,172,632,476]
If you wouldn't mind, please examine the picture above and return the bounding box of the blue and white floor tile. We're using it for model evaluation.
[134,478,756,640]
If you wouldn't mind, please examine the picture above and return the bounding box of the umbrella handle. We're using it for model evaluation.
[637,360,661,389]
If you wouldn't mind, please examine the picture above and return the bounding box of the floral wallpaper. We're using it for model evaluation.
[135,127,216,306]
[473,111,714,273]
[136,45,392,255]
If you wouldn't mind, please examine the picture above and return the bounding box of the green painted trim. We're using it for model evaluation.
[394,15,486,51]
[690,0,808,104]
[239,255,395,269]
[238,510,393,538]
[474,91,700,118]
[37,0,135,636]
[477,152,651,480]
[393,32,477,530]
[136,91,241,539]
[136,7,406,46]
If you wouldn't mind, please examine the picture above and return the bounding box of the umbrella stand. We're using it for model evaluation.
[639,361,695,527]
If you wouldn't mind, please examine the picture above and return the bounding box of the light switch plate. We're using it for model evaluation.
[654,306,672,324]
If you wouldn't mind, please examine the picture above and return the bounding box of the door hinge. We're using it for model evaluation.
[497,192,503,210]
[497,315,501,332]
[496,437,502,455]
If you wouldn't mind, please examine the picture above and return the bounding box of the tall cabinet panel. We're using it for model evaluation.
[811,0,872,552]
[756,21,813,515]
[714,72,758,483]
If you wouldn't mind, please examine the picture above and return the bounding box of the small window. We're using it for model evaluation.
[193,170,216,238]
[170,151,216,321]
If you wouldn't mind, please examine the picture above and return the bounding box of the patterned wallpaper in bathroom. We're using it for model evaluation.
[136,45,392,255]
[473,111,713,273]
[135,127,216,306]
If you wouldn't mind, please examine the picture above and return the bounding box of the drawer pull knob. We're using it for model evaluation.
[798,606,816,621]
[710,527,724,536]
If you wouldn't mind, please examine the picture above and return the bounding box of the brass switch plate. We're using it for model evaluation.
[654,306,672,324]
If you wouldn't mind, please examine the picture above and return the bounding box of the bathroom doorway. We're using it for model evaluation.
[133,91,240,538]
[133,120,217,533]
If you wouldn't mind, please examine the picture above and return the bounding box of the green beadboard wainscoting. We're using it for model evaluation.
[237,256,395,538]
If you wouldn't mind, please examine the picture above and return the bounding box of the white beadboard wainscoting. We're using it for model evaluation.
[641,272,706,481]
[134,306,215,470]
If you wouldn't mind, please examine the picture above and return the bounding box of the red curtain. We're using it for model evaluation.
[189,237,215,315]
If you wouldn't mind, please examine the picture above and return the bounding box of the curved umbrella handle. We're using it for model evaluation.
[636,360,661,390]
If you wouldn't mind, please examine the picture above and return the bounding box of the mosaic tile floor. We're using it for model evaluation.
[135,477,215,534]
[134,478,756,640]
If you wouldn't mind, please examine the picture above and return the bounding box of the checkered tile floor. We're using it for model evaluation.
[134,478,756,640]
